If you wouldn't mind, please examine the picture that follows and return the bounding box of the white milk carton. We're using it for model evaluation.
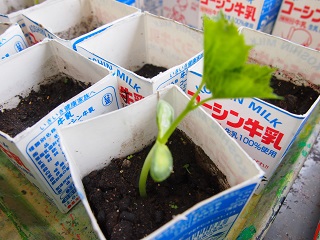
[0,39,121,212]
[76,12,203,107]
[0,0,48,23]
[272,0,320,51]
[58,85,264,239]
[0,0,50,48]
[186,27,320,193]
[199,0,283,33]
[0,22,28,60]
[0,0,46,15]
[163,0,200,29]
[21,0,140,50]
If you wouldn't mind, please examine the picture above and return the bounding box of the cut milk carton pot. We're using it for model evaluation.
[186,27,320,193]
[21,0,140,50]
[0,0,49,46]
[0,0,48,23]
[135,0,200,28]
[272,0,320,51]
[0,22,28,60]
[199,0,283,33]
[0,39,121,212]
[76,12,203,107]
[58,85,264,239]
[162,0,200,29]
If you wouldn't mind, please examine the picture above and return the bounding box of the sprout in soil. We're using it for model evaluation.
[138,12,280,197]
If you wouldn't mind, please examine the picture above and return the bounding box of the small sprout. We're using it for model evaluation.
[180,137,187,145]
[138,12,280,197]
[169,202,178,209]
[127,154,134,160]
[183,164,191,174]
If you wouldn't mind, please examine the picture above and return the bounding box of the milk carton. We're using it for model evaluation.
[163,0,200,29]
[0,22,28,60]
[0,0,48,23]
[58,85,264,239]
[199,0,283,33]
[76,12,203,107]
[186,27,320,193]
[21,0,140,50]
[272,0,320,50]
[0,39,121,212]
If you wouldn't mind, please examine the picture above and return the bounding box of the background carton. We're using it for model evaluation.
[135,0,163,15]
[0,39,121,212]
[272,0,320,51]
[132,0,283,32]
[59,85,264,239]
[0,22,28,60]
[135,0,200,28]
[21,0,140,50]
[162,0,200,29]
[186,27,320,193]
[0,0,48,23]
[77,12,203,107]
[0,0,50,49]
[199,0,283,33]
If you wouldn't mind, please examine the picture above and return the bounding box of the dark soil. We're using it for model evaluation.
[55,15,103,40]
[0,73,91,137]
[263,76,319,115]
[134,64,168,78]
[83,129,229,240]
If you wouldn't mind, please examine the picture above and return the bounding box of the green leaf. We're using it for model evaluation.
[150,142,173,182]
[156,100,174,140]
[202,13,279,99]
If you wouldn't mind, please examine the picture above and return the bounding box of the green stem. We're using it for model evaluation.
[139,143,156,197]
[196,96,216,107]
[158,80,206,144]
[139,79,209,197]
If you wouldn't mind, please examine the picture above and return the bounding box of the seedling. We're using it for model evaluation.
[138,12,280,197]
[169,202,178,209]
[183,164,191,174]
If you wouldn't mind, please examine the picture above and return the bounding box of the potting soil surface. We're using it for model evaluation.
[0,73,91,138]
[134,64,168,78]
[55,15,103,40]
[264,76,319,115]
[83,129,230,239]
